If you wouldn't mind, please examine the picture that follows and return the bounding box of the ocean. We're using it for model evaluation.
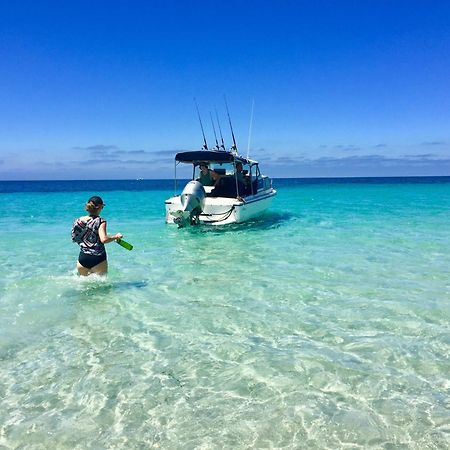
[0,177,449,449]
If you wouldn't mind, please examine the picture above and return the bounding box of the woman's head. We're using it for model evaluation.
[85,195,105,214]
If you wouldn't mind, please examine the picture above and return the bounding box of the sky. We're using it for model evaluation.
[1,0,449,180]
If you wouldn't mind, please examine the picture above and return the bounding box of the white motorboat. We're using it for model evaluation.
[165,150,277,226]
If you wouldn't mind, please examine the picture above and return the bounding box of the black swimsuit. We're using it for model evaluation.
[78,251,107,269]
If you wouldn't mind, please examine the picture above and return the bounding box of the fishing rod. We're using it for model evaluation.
[215,107,226,151]
[194,98,208,150]
[224,95,238,154]
[210,112,220,150]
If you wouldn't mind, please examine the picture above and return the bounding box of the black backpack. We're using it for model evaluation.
[71,218,93,244]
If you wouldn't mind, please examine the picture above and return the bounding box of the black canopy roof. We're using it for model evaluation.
[175,150,252,165]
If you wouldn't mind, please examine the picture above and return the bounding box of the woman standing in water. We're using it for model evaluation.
[73,195,123,276]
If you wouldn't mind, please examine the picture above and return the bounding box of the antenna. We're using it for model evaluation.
[210,112,220,150]
[215,107,226,151]
[194,98,208,150]
[246,99,255,159]
[224,95,238,154]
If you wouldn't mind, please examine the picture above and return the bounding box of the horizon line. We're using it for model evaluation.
[1,174,450,183]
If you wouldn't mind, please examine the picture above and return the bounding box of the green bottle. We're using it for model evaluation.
[116,238,133,250]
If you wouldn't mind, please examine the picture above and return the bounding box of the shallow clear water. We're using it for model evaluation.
[0,179,449,449]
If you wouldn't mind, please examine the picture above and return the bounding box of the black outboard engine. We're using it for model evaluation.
[175,181,206,227]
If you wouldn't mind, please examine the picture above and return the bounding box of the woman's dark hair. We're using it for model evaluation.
[85,195,104,213]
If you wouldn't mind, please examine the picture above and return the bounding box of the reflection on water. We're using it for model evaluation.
[173,211,298,235]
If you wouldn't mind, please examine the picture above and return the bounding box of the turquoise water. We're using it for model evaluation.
[0,179,449,449]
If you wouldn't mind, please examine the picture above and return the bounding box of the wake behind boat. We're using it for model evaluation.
[165,150,276,226]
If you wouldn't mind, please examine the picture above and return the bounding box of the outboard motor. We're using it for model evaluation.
[174,181,206,227]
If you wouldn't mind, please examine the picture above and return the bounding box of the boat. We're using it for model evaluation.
[165,149,277,226]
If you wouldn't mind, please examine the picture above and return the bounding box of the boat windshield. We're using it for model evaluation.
[192,161,263,197]
[193,162,251,179]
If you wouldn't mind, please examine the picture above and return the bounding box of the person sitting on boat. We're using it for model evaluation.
[209,169,240,198]
[235,162,248,196]
[235,162,245,184]
[197,162,214,186]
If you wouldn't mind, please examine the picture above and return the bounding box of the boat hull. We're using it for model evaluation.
[165,189,276,225]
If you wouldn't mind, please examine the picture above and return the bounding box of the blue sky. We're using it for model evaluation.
[1,0,449,180]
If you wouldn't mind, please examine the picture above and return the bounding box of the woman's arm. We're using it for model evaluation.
[98,221,123,244]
